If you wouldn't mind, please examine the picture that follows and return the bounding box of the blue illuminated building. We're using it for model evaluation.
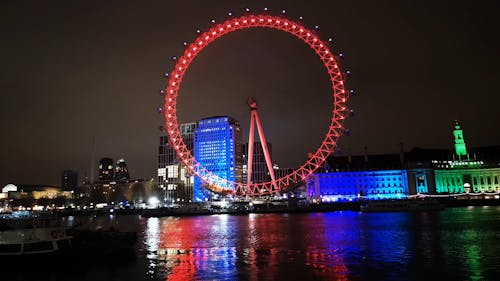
[193,116,243,202]
[308,152,409,201]
[308,170,409,201]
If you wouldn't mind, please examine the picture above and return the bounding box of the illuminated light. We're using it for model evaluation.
[211,19,216,23]
[264,7,268,11]
[183,42,187,46]
[196,29,201,33]
[282,9,286,14]
[182,60,186,64]
[228,12,232,16]
[219,27,224,31]
[299,16,304,20]
[164,73,169,77]
[198,41,203,45]
[292,25,296,28]
[205,36,209,40]
[168,98,172,102]
[188,53,192,57]
[171,82,176,86]
[227,24,231,28]
[245,8,250,12]
[243,20,247,23]
[235,22,239,25]
[162,14,348,197]
[148,197,160,206]
[169,90,173,93]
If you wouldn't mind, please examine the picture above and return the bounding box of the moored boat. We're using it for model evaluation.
[0,217,71,257]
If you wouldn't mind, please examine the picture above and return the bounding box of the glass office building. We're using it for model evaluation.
[193,116,243,202]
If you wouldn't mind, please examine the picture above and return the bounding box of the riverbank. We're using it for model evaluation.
[22,197,498,217]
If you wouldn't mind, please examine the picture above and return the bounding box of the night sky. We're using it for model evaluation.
[1,0,499,186]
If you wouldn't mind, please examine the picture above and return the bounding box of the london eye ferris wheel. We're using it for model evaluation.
[162,9,350,197]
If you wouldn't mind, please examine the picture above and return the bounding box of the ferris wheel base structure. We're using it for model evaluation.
[163,13,349,197]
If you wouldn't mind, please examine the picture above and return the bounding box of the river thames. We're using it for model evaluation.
[6,207,500,281]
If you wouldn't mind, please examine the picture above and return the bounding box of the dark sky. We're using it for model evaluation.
[1,0,499,186]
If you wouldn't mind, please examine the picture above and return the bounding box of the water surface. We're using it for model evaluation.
[5,207,500,280]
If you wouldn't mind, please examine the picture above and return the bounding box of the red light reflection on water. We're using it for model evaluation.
[145,214,349,281]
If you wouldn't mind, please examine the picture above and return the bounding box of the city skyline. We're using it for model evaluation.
[1,0,499,186]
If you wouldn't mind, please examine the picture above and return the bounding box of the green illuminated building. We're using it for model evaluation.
[432,121,500,194]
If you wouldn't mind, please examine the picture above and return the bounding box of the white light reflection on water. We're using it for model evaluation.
[146,217,160,255]
[145,217,161,277]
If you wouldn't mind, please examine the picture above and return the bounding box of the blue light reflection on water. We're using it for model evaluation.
[141,208,500,281]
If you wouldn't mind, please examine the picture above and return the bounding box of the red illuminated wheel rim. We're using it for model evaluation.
[163,14,348,196]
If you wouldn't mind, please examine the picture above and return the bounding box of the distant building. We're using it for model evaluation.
[308,153,408,201]
[158,123,197,203]
[243,142,273,184]
[61,170,78,190]
[2,184,73,200]
[193,116,243,202]
[405,120,500,195]
[274,166,295,180]
[308,120,500,202]
[115,158,130,181]
[98,158,114,181]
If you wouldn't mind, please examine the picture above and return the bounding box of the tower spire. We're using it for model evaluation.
[453,120,467,159]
